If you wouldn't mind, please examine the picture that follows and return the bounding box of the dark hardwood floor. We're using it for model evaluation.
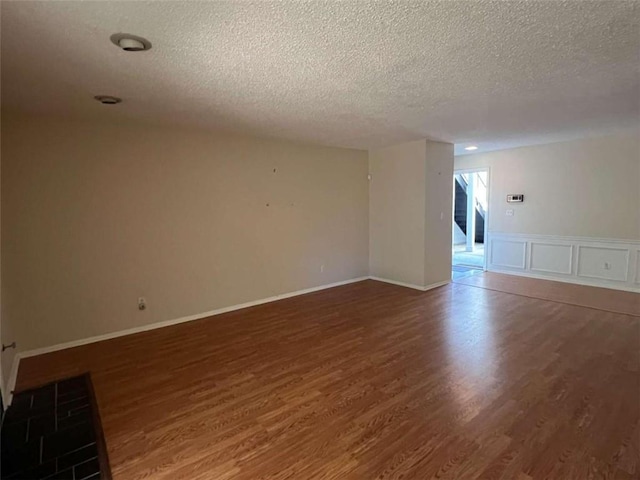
[15,278,640,479]
[454,271,640,317]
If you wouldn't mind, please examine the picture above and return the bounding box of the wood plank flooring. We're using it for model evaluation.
[15,278,640,479]
[453,272,640,317]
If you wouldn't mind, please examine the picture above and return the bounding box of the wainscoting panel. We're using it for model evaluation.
[530,243,573,275]
[488,233,640,293]
[490,239,527,269]
[577,246,629,282]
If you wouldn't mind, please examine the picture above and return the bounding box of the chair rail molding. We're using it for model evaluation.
[487,233,640,293]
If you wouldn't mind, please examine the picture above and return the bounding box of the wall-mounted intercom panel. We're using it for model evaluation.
[507,194,524,203]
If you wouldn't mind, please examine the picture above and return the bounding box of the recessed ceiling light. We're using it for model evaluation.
[465,146,478,151]
[110,33,152,52]
[94,95,122,105]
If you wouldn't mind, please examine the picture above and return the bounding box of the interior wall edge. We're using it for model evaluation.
[0,361,5,409]
[4,353,20,408]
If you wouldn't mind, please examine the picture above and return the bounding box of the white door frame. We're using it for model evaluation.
[453,166,491,271]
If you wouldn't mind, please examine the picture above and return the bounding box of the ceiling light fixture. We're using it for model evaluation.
[110,33,152,52]
[465,145,478,151]
[94,95,122,105]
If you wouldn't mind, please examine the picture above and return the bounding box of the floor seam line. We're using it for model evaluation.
[451,280,640,318]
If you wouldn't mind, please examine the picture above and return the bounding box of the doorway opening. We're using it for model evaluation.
[452,168,489,280]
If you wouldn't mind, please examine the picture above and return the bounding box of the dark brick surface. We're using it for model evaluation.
[1,375,108,480]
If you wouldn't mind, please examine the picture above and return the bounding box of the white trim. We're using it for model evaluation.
[454,166,491,271]
[490,232,639,245]
[490,239,527,269]
[576,245,629,282]
[19,276,370,360]
[4,276,369,405]
[368,276,424,291]
[487,232,640,293]
[529,242,574,275]
[369,276,450,292]
[422,280,451,291]
[4,274,451,405]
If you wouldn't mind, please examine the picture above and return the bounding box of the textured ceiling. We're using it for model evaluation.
[2,1,639,154]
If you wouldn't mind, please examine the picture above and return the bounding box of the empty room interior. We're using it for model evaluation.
[1,1,639,479]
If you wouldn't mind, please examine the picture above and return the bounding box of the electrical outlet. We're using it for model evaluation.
[506,209,514,216]
[604,262,611,270]
[138,297,147,310]
[320,264,325,273]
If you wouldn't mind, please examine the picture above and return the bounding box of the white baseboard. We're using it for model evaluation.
[19,276,370,360]
[5,276,369,406]
[4,274,453,406]
[369,276,450,292]
[368,276,425,290]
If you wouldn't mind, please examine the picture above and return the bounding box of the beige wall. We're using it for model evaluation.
[0,125,11,404]
[424,141,454,286]
[369,139,453,288]
[369,140,427,286]
[1,114,369,377]
[455,132,640,240]
[7,111,633,394]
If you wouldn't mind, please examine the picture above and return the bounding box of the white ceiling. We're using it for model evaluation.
[2,1,639,154]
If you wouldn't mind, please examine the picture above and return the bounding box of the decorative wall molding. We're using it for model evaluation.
[488,233,640,293]
[490,239,527,269]
[530,242,573,275]
[576,245,629,282]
